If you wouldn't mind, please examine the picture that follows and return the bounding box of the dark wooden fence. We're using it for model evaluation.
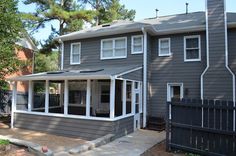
[166,99,236,156]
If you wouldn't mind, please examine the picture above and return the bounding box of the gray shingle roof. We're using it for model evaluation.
[56,12,236,41]
[8,65,142,81]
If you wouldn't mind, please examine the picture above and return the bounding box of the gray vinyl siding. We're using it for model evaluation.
[147,34,152,117]
[63,32,143,70]
[228,28,236,100]
[14,113,134,141]
[203,0,233,100]
[119,68,143,81]
[148,32,207,118]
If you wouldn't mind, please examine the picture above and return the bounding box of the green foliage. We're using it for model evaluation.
[21,0,96,53]
[34,52,59,73]
[0,139,10,146]
[0,0,24,80]
[79,0,136,25]
[0,81,10,91]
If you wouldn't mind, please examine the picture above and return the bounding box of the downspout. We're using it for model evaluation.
[223,0,235,131]
[200,0,210,101]
[58,39,64,70]
[142,27,147,128]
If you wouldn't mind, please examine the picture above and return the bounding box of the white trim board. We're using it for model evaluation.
[14,110,134,122]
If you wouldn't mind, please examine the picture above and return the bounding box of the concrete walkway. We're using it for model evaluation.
[78,130,165,156]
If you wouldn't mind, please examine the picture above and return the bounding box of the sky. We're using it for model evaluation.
[18,0,235,44]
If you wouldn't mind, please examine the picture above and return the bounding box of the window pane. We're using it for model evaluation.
[72,44,80,54]
[103,40,113,49]
[160,40,169,48]
[102,49,113,57]
[115,39,125,48]
[133,45,142,52]
[160,48,170,55]
[115,48,126,57]
[186,38,198,48]
[72,54,80,63]
[186,49,199,59]
[134,37,142,45]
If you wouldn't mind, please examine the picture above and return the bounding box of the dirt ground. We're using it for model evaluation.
[0,121,87,153]
[2,144,33,156]
[141,141,185,156]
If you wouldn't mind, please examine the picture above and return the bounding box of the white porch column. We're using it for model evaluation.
[122,80,127,116]
[45,80,49,113]
[110,78,115,119]
[11,81,17,129]
[64,80,68,115]
[28,80,33,112]
[86,79,91,117]
[132,81,135,115]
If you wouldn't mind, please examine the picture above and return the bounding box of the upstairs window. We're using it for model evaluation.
[159,38,171,56]
[184,35,201,62]
[101,37,127,59]
[131,35,143,54]
[70,42,81,64]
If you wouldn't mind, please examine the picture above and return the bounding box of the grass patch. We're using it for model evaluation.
[0,139,10,146]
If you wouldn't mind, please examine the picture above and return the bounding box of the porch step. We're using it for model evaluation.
[147,117,165,131]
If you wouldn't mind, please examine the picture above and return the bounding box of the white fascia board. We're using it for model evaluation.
[8,75,112,81]
[55,27,142,41]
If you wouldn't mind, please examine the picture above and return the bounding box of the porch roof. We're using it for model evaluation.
[8,65,142,81]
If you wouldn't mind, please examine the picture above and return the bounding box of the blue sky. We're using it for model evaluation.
[18,0,235,43]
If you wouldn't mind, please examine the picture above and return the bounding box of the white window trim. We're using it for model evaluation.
[131,35,143,54]
[184,35,201,62]
[100,37,127,60]
[167,83,184,102]
[158,38,171,56]
[70,42,81,65]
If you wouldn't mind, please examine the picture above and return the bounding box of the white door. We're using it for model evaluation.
[133,82,142,131]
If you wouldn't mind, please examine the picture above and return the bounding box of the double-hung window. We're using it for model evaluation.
[131,35,143,54]
[184,35,201,62]
[101,37,127,59]
[158,38,171,56]
[70,42,81,64]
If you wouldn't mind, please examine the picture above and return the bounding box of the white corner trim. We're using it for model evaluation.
[100,37,127,60]
[142,27,147,128]
[158,38,172,56]
[131,35,144,54]
[184,35,201,62]
[70,42,81,65]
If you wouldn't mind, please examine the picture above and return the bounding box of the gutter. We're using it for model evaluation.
[58,39,64,70]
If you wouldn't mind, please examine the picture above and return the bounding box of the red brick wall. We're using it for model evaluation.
[6,47,33,92]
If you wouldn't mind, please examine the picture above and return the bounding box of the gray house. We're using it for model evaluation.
[9,0,236,140]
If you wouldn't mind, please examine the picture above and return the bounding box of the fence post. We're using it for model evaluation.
[166,101,171,152]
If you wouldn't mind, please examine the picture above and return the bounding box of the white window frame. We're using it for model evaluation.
[167,83,184,102]
[131,35,143,54]
[100,37,127,60]
[184,35,201,62]
[70,42,81,65]
[158,38,171,56]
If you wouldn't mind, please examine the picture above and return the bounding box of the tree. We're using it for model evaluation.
[34,52,59,73]
[21,0,95,53]
[0,0,23,82]
[79,0,136,26]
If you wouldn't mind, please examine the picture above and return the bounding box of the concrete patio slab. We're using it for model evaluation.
[78,130,166,156]
[0,127,87,153]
